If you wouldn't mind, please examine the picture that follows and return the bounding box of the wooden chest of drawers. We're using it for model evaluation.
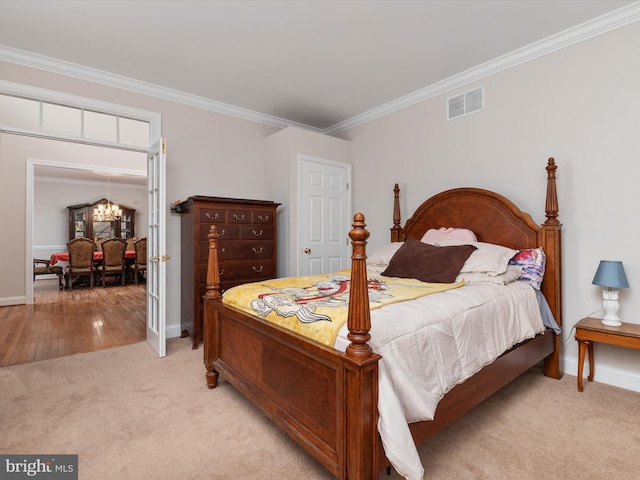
[179,196,280,348]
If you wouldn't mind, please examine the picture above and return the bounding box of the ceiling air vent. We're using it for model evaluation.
[447,86,484,120]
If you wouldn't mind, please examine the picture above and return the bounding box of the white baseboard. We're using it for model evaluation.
[563,355,640,393]
[166,323,183,339]
[34,274,60,281]
[0,296,26,307]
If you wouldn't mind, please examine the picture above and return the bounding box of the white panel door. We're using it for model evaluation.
[299,156,351,276]
[146,138,167,357]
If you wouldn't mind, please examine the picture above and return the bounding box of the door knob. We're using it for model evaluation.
[303,248,311,254]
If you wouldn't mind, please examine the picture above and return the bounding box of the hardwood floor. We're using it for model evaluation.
[0,278,146,367]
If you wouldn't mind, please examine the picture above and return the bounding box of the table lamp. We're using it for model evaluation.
[592,260,629,327]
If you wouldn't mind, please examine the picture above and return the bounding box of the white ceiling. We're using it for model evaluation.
[1,0,638,133]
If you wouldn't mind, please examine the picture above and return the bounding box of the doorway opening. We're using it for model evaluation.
[0,80,165,359]
[3,142,148,366]
[27,148,147,304]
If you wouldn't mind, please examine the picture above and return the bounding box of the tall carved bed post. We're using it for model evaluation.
[342,213,381,480]
[390,183,402,242]
[541,157,563,379]
[203,225,221,389]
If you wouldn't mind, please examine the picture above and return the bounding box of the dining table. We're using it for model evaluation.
[50,250,136,265]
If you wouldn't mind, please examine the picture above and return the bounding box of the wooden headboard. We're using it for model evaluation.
[396,187,542,250]
[389,158,562,377]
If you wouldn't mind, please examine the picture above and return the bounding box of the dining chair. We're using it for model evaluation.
[33,258,64,290]
[133,237,147,285]
[65,237,96,290]
[125,237,138,252]
[97,238,127,287]
[96,238,107,252]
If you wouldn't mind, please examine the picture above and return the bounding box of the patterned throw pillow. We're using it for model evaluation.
[509,247,546,289]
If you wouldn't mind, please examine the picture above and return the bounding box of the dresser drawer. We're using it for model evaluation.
[220,259,275,282]
[197,258,275,281]
[239,225,274,240]
[198,223,239,241]
[198,208,226,224]
[196,263,275,307]
[198,241,274,263]
[252,211,275,224]
[228,209,252,223]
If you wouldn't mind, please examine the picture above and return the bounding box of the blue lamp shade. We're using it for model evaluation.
[592,260,629,289]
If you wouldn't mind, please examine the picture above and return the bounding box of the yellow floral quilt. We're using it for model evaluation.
[222,270,463,347]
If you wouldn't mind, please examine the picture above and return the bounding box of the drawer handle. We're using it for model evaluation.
[221,248,226,253]
[205,212,219,220]
[219,269,225,276]
[252,247,263,254]
[252,229,264,237]
[252,265,264,273]
[219,229,225,237]
[258,215,269,221]
[233,214,245,221]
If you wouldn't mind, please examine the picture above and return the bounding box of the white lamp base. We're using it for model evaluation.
[601,289,622,327]
[601,318,622,327]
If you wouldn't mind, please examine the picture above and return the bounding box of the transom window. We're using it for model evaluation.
[0,93,150,148]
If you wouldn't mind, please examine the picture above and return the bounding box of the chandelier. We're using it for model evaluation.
[93,176,122,222]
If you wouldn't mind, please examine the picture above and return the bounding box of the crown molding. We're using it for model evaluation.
[0,45,320,133]
[325,2,640,135]
[1,2,639,136]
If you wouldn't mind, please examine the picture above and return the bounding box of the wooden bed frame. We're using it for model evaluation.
[203,158,562,479]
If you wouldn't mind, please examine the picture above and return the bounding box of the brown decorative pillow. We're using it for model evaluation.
[381,237,477,283]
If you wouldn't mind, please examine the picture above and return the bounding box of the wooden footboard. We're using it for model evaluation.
[204,215,382,479]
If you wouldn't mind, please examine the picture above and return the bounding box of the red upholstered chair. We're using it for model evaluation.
[64,237,95,290]
[96,238,127,287]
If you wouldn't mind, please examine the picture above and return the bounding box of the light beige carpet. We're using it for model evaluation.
[1,337,638,479]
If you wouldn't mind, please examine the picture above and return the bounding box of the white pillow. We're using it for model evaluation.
[421,227,477,245]
[437,240,518,276]
[367,242,403,266]
[366,264,387,276]
[456,265,522,285]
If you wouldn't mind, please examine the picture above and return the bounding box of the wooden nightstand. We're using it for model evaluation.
[574,317,640,392]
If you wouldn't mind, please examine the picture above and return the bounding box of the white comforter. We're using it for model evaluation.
[334,280,544,480]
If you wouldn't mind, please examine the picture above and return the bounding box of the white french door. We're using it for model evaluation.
[299,155,351,276]
[146,138,167,357]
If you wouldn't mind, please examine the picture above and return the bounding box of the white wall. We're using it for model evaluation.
[33,174,148,259]
[339,21,640,391]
